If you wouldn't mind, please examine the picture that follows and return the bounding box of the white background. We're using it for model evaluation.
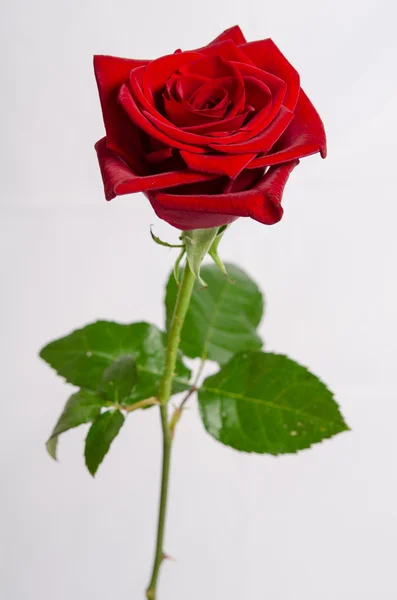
[1,0,397,598]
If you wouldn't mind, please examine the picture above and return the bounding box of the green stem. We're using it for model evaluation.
[169,357,206,437]
[146,260,196,600]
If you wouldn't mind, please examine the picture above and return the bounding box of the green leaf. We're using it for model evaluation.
[46,390,104,459]
[40,321,190,404]
[166,263,264,364]
[84,410,125,476]
[198,351,349,454]
[99,355,137,403]
[184,228,219,286]
[46,436,58,460]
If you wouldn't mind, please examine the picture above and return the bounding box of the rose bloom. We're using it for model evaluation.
[94,26,326,230]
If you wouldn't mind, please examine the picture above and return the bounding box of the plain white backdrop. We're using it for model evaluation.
[1,0,397,598]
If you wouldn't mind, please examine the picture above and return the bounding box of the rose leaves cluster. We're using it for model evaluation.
[40,265,348,474]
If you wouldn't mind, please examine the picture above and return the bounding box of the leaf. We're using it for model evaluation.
[40,321,191,404]
[99,355,137,403]
[84,410,125,476]
[184,228,219,286]
[166,263,264,364]
[46,390,105,460]
[46,436,58,460]
[198,351,349,454]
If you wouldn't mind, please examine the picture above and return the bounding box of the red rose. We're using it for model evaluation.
[94,26,326,230]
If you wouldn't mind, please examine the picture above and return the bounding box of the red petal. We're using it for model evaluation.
[180,150,255,178]
[139,106,222,147]
[178,57,245,117]
[189,84,228,110]
[163,96,226,127]
[222,168,265,194]
[129,62,248,147]
[178,62,287,148]
[210,105,293,153]
[200,39,254,65]
[182,110,250,134]
[118,83,206,153]
[163,84,229,127]
[220,61,286,142]
[153,159,299,227]
[94,54,148,166]
[147,196,240,230]
[207,26,247,46]
[240,40,300,110]
[174,74,209,102]
[243,76,272,112]
[247,160,299,223]
[247,90,327,168]
[129,69,224,147]
[142,51,203,99]
[145,148,173,164]
[95,138,217,199]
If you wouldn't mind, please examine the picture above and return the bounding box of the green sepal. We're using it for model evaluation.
[150,226,184,249]
[183,228,219,286]
[173,247,186,286]
[209,225,229,276]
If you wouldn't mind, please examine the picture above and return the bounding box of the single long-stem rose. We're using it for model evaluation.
[94,25,326,230]
[38,26,344,600]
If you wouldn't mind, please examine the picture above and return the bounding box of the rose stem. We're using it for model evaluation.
[146,259,196,600]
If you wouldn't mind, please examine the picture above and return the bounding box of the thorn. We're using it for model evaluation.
[162,552,176,562]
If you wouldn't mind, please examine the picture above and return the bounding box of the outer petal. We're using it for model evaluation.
[147,197,240,230]
[207,25,247,46]
[240,40,300,110]
[95,138,218,200]
[152,160,299,229]
[248,160,299,223]
[94,55,149,167]
[200,39,254,65]
[247,90,327,168]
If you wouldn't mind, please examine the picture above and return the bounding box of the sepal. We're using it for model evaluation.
[184,227,220,286]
